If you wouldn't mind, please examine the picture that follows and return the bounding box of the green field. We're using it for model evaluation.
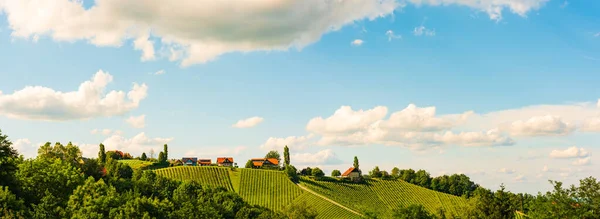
[238,168,303,211]
[299,177,467,217]
[154,166,234,191]
[292,192,362,219]
[118,159,154,169]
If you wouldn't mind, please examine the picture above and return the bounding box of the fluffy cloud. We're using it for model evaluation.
[13,138,36,158]
[126,115,146,129]
[514,174,526,182]
[260,134,315,151]
[498,168,515,174]
[549,146,590,159]
[580,117,600,132]
[101,132,173,156]
[351,39,364,46]
[91,129,113,135]
[386,30,401,41]
[507,115,576,136]
[291,149,343,165]
[0,0,546,66]
[0,0,398,66]
[0,70,148,121]
[405,0,548,20]
[572,157,591,166]
[308,104,512,149]
[232,116,264,128]
[413,25,435,36]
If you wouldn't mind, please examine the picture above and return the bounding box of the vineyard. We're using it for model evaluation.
[154,166,234,191]
[238,168,303,212]
[292,192,362,219]
[118,159,154,169]
[299,177,467,217]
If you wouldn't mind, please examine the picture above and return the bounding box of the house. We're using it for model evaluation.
[217,157,234,167]
[341,167,361,180]
[171,159,183,166]
[251,158,279,168]
[182,157,198,166]
[198,159,212,166]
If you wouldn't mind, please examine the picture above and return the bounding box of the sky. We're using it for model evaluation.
[0,0,599,194]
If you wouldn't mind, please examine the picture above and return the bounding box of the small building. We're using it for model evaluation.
[217,157,234,167]
[198,159,212,166]
[341,167,361,180]
[182,157,198,166]
[171,159,183,166]
[251,158,279,168]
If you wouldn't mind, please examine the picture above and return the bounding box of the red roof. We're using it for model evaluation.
[217,157,233,164]
[251,158,279,167]
[341,167,357,176]
[198,159,211,164]
[266,158,279,165]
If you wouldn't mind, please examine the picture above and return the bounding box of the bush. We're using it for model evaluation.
[311,167,324,178]
[331,169,341,177]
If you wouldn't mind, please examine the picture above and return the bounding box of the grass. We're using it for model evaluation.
[118,159,154,169]
[238,168,303,212]
[154,166,234,191]
[291,192,362,219]
[299,177,468,217]
[228,168,241,193]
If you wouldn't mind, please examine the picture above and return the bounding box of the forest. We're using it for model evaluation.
[1,129,599,219]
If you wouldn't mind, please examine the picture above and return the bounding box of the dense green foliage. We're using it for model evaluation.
[239,168,303,211]
[372,167,478,198]
[391,204,436,219]
[265,150,281,167]
[331,169,341,177]
[98,143,106,164]
[154,166,234,191]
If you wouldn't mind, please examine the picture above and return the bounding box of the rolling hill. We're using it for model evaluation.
[154,166,467,218]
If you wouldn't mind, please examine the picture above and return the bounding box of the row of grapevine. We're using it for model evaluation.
[118,159,153,169]
[154,166,234,191]
[291,192,362,219]
[298,177,389,217]
[239,169,303,211]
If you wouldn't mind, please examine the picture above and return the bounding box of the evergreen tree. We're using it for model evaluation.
[98,143,106,164]
[331,170,341,177]
[245,160,254,168]
[140,153,147,161]
[283,145,290,167]
[163,144,168,161]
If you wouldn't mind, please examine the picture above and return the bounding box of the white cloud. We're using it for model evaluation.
[91,129,99,135]
[291,149,343,165]
[549,146,590,159]
[13,138,36,158]
[405,0,548,20]
[154,69,166,75]
[580,117,600,132]
[126,115,146,129]
[498,167,515,174]
[101,132,173,157]
[572,157,591,166]
[351,39,364,46]
[260,134,315,151]
[232,116,264,128]
[0,70,148,121]
[102,129,112,135]
[507,115,576,136]
[514,174,526,182]
[0,0,399,66]
[413,25,435,36]
[307,104,513,149]
[185,146,247,158]
[385,30,401,41]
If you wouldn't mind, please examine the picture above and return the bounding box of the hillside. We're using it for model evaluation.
[118,159,154,169]
[154,166,467,218]
[154,166,234,191]
[299,177,468,218]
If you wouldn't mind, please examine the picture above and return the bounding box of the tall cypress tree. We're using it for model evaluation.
[283,145,290,167]
[98,143,106,164]
[163,144,168,161]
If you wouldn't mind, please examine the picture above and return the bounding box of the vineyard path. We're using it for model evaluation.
[296,184,364,217]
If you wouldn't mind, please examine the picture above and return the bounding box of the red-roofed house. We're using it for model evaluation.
[198,159,212,166]
[341,167,360,180]
[217,157,234,167]
[250,158,279,168]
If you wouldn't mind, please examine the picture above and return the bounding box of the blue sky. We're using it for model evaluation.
[0,0,599,193]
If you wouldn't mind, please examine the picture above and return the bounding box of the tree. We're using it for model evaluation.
[140,152,147,161]
[353,156,359,169]
[163,144,168,161]
[282,201,317,219]
[414,170,431,188]
[331,170,341,177]
[0,129,20,189]
[370,166,383,178]
[283,145,290,167]
[98,143,106,164]
[149,148,155,159]
[245,160,254,168]
[392,204,435,219]
[311,167,324,178]
[158,151,166,163]
[300,167,312,176]
[265,150,281,166]
[391,167,400,178]
[285,165,299,182]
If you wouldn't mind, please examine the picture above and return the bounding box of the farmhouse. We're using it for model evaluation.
[217,157,234,167]
[198,159,212,166]
[251,158,279,168]
[182,157,198,166]
[171,159,183,166]
[341,167,360,180]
